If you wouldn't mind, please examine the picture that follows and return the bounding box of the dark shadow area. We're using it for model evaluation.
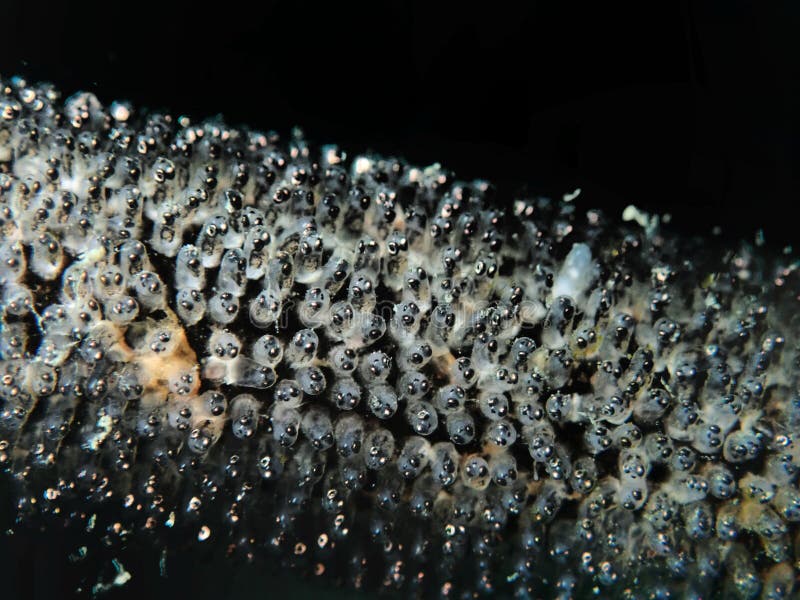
[1,1,797,248]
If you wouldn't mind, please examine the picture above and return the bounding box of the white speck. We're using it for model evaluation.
[552,243,597,300]
[354,157,372,174]
[91,559,132,594]
[110,102,130,122]
[83,414,112,452]
[622,205,649,228]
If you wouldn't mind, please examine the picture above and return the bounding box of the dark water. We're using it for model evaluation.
[1,2,796,249]
[0,474,374,600]
[0,2,797,599]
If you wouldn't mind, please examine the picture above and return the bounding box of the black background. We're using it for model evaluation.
[0,1,798,599]
[1,1,798,247]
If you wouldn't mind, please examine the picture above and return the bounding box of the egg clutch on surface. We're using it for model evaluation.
[0,75,799,599]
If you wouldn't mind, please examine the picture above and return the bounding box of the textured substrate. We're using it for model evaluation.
[0,76,799,599]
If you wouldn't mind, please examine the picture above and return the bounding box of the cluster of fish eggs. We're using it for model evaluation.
[0,75,799,598]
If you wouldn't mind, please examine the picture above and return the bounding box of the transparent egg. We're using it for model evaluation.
[334,414,364,458]
[402,266,431,311]
[187,420,222,454]
[271,404,301,447]
[243,225,271,280]
[320,254,351,295]
[396,341,434,371]
[257,447,286,482]
[545,393,573,424]
[643,433,674,464]
[133,271,167,311]
[397,437,431,480]
[489,452,518,487]
[2,283,33,316]
[93,267,128,301]
[430,442,459,487]
[208,291,240,324]
[296,229,325,277]
[285,328,319,367]
[690,421,726,454]
[450,356,478,389]
[230,394,260,439]
[435,384,467,414]
[528,422,558,462]
[683,502,714,540]
[348,272,376,311]
[354,312,387,347]
[273,379,303,407]
[195,215,227,268]
[723,430,763,464]
[598,393,633,425]
[200,390,227,417]
[339,458,367,491]
[541,296,575,349]
[446,410,476,445]
[363,429,395,470]
[405,401,439,436]
[167,365,198,396]
[216,248,248,297]
[611,423,643,450]
[483,418,517,447]
[301,407,334,451]
[168,402,192,431]
[397,371,431,401]
[0,240,26,283]
[326,300,356,340]
[513,397,545,427]
[569,457,598,495]
[106,295,139,325]
[478,392,509,420]
[151,221,183,258]
[368,384,398,420]
[0,322,28,359]
[207,329,242,361]
[175,288,206,326]
[360,351,392,382]
[294,442,326,486]
[408,477,436,518]
[462,455,491,490]
[252,334,283,367]
[393,302,421,336]
[230,358,276,389]
[119,239,151,277]
[296,366,327,395]
[299,287,331,328]
[249,287,282,328]
[508,337,536,370]
[30,232,64,280]
[329,377,361,411]
[773,487,800,522]
[328,345,358,376]
[633,387,672,424]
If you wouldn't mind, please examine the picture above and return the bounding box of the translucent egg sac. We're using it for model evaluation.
[0,76,799,600]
